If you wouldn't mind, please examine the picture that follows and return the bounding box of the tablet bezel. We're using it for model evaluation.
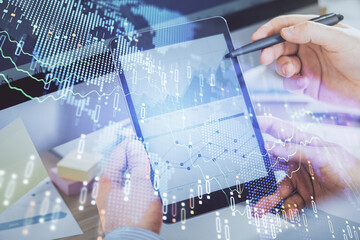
[109,16,277,224]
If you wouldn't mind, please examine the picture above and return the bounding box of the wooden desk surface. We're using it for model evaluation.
[40,151,103,240]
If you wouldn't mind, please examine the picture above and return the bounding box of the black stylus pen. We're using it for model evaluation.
[225,13,344,58]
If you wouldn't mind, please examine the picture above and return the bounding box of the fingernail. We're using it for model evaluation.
[282,26,295,37]
[282,64,288,76]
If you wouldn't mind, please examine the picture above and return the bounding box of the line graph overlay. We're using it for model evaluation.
[143,96,268,202]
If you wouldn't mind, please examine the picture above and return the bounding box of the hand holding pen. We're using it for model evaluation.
[226,13,344,57]
[230,14,360,107]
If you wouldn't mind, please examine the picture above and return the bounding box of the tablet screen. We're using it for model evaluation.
[119,33,269,203]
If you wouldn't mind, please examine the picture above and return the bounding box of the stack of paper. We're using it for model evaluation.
[49,168,94,196]
[56,150,102,182]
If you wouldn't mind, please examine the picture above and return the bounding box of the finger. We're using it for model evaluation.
[253,178,294,217]
[283,193,306,221]
[252,15,317,41]
[284,193,306,211]
[97,141,162,235]
[103,140,127,182]
[280,21,346,51]
[96,174,114,228]
[269,142,310,163]
[125,140,158,202]
[259,42,299,65]
[265,141,296,172]
[265,141,300,171]
[97,174,113,197]
[302,67,322,101]
[275,55,302,77]
[125,139,151,179]
[268,142,331,169]
[257,116,323,146]
[283,75,311,95]
[267,154,288,172]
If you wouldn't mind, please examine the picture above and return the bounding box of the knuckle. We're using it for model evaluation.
[303,21,315,31]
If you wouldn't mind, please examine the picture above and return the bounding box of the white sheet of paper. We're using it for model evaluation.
[0,118,49,213]
[0,178,82,239]
[0,118,82,239]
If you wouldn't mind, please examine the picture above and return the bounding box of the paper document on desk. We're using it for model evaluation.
[0,118,82,239]
[244,64,313,103]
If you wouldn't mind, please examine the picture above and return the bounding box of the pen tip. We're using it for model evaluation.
[224,53,232,59]
[337,14,344,21]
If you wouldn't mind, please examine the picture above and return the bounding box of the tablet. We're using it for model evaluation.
[109,17,276,223]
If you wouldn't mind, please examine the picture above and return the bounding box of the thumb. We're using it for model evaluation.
[280,21,342,50]
[125,139,151,179]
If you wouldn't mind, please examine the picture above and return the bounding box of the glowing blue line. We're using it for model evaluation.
[0,211,67,231]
